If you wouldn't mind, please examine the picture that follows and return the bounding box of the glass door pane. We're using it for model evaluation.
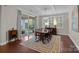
[21,15,28,36]
[28,16,36,35]
[21,14,36,40]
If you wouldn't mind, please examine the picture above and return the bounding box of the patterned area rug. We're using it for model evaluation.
[20,35,61,53]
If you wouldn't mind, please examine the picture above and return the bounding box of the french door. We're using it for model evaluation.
[21,15,36,40]
[17,10,36,40]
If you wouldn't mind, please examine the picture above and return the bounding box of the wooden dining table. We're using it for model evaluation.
[35,29,51,44]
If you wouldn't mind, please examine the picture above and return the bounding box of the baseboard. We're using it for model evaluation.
[68,34,79,51]
[0,39,16,46]
[0,41,9,46]
[57,33,68,35]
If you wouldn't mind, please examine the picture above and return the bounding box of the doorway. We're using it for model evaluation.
[20,14,36,41]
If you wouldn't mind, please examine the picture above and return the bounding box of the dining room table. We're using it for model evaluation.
[34,28,52,44]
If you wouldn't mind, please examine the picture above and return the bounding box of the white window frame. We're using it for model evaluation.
[41,15,64,29]
[56,16,64,29]
[42,17,50,28]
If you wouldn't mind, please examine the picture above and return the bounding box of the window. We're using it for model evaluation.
[56,16,63,29]
[49,16,54,27]
[42,16,64,29]
[42,17,50,28]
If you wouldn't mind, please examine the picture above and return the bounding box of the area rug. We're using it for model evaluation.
[20,35,61,53]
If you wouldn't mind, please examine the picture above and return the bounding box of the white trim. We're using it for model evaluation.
[0,39,16,46]
[68,34,79,51]
[0,41,8,46]
[17,8,35,17]
[57,33,68,35]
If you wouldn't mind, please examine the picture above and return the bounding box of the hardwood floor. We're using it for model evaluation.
[61,35,79,53]
[0,35,79,53]
[0,40,38,53]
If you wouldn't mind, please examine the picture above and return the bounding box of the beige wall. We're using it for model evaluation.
[0,6,17,45]
[69,6,79,50]
[0,6,2,44]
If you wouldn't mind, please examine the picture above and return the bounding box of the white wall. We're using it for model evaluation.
[69,6,79,50]
[0,6,17,45]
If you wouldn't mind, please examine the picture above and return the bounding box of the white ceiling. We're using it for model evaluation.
[17,5,74,16]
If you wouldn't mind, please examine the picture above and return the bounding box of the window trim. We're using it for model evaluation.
[41,15,64,29]
[56,16,64,29]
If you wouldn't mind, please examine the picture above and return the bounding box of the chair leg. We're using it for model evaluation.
[35,36,37,40]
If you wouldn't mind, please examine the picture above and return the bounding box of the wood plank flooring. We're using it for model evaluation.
[61,35,79,53]
[0,35,79,53]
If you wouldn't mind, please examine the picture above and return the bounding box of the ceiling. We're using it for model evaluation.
[17,5,74,16]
